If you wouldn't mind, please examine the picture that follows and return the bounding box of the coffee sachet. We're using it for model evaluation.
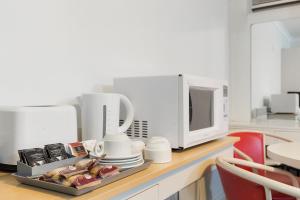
[20,148,49,167]
[45,143,68,161]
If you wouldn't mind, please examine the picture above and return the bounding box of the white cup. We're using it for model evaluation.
[82,140,104,157]
[82,140,97,152]
[131,140,145,154]
[103,134,132,158]
[83,134,145,158]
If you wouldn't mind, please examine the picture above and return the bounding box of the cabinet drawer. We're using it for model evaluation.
[127,185,159,200]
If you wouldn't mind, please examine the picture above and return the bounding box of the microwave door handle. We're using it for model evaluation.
[102,105,106,138]
[210,93,213,126]
[189,92,193,125]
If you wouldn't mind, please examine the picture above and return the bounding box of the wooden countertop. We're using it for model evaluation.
[0,137,238,200]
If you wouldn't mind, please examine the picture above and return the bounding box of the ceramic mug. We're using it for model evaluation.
[131,140,145,154]
[103,134,132,158]
[82,140,104,157]
[103,139,145,157]
[83,135,145,158]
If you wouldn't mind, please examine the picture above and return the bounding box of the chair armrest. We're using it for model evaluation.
[271,168,300,188]
[264,133,292,142]
[234,147,253,162]
[233,147,258,173]
[217,157,300,200]
[233,147,296,185]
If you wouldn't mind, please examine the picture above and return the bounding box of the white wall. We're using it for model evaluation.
[228,0,252,122]
[0,0,229,106]
[282,47,300,93]
[251,22,290,110]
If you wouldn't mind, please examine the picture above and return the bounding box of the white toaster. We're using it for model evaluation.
[0,105,78,170]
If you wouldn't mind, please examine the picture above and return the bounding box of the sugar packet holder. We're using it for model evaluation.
[17,156,83,177]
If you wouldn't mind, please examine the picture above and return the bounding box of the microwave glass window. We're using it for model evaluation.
[189,88,214,131]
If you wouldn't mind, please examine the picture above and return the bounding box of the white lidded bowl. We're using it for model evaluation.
[145,137,170,149]
[144,137,172,163]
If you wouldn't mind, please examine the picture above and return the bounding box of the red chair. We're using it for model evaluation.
[229,131,292,165]
[229,131,299,200]
[216,157,300,200]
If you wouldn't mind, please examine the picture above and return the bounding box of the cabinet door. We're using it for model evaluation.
[127,185,159,200]
[179,181,199,200]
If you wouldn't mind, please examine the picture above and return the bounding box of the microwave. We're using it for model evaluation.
[114,74,229,149]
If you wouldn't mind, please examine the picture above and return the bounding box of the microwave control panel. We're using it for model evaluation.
[223,85,229,118]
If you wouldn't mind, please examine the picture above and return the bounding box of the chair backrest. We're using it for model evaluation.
[229,131,265,164]
[216,157,300,200]
[217,163,266,200]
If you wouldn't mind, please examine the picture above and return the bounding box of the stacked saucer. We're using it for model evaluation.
[98,153,144,170]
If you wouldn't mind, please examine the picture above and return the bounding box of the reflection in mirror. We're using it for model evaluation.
[251,18,300,120]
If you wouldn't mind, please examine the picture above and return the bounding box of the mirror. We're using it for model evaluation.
[251,18,300,120]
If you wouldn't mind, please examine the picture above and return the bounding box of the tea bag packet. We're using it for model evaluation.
[41,165,101,189]
[18,150,27,164]
[38,157,121,190]
[45,143,68,161]
[75,159,97,170]
[89,163,104,177]
[45,167,68,178]
[98,165,119,178]
[59,166,88,179]
[68,142,88,157]
[20,148,49,167]
[67,174,101,189]
[45,165,88,180]
[89,164,120,178]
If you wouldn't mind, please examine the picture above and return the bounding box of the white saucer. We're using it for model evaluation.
[99,154,142,163]
[119,159,144,169]
[100,159,144,169]
[99,156,143,165]
[101,153,142,160]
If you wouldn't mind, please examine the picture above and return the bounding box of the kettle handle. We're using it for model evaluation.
[77,96,82,106]
[118,94,134,134]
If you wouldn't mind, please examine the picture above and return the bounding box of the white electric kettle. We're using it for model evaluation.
[79,93,134,141]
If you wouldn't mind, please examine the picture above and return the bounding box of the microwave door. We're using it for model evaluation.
[189,88,214,132]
